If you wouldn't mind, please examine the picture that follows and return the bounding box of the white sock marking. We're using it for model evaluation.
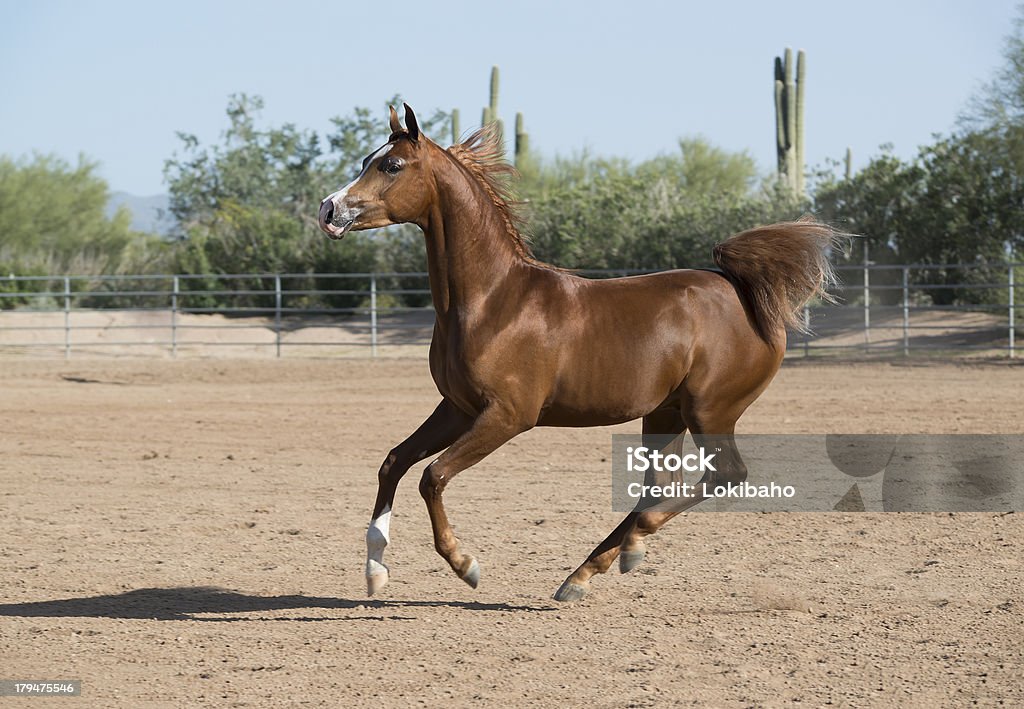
[366,504,392,572]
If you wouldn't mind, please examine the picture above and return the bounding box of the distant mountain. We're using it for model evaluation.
[106,192,176,235]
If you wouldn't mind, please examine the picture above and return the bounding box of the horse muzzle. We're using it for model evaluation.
[318,198,357,240]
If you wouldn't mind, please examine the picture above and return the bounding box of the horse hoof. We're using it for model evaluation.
[366,561,389,596]
[460,558,480,589]
[619,548,646,574]
[552,579,588,602]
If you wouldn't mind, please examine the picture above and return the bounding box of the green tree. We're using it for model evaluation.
[814,129,1023,304]
[0,154,164,307]
[813,148,917,266]
[164,95,442,307]
[520,137,800,270]
[636,138,758,197]
[163,94,450,307]
[906,130,1022,304]
[815,6,1024,306]
[0,154,156,275]
[960,6,1024,132]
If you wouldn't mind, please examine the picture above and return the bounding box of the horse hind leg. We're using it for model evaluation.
[553,407,686,602]
[618,406,749,564]
[618,409,691,574]
[555,364,771,602]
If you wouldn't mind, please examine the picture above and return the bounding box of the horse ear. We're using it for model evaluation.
[389,105,402,134]
[403,103,420,142]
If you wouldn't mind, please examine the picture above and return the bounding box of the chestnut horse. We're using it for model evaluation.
[318,104,836,602]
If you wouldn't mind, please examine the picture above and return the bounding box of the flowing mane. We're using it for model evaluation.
[446,125,553,267]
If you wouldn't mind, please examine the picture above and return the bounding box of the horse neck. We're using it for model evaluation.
[420,155,526,320]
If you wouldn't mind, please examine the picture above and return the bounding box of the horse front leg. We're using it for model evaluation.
[418,404,530,589]
[365,399,472,595]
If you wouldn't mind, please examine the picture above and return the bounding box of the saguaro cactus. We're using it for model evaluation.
[482,66,504,143]
[774,48,806,194]
[490,65,499,117]
[514,112,530,167]
[451,108,460,145]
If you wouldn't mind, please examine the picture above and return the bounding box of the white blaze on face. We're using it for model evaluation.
[321,142,393,211]
[366,503,392,575]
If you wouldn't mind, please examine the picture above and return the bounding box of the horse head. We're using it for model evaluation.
[318,103,435,239]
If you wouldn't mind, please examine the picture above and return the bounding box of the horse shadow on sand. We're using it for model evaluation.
[0,587,555,622]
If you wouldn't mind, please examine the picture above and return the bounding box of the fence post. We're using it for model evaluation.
[63,276,71,360]
[171,275,179,358]
[863,242,871,354]
[274,275,282,358]
[1010,264,1016,359]
[803,304,810,358]
[370,273,378,358]
[901,266,909,357]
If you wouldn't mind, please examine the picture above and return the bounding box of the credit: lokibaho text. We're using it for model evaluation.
[626,480,797,500]
[623,446,795,499]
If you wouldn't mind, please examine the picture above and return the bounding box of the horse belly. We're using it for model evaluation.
[539,354,686,427]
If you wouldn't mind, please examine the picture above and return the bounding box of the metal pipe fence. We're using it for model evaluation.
[0,263,1018,359]
[793,262,1019,359]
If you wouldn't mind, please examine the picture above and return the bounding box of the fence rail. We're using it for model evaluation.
[0,263,1018,359]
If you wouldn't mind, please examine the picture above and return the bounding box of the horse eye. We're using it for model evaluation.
[381,158,403,175]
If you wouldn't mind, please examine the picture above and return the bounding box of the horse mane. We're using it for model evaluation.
[446,125,560,269]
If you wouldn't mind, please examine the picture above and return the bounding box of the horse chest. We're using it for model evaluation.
[428,335,489,416]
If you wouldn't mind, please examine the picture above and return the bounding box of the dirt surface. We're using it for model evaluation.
[1,358,1022,707]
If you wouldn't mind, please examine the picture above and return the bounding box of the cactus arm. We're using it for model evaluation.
[795,49,806,194]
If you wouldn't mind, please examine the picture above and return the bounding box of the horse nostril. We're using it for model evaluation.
[320,201,334,225]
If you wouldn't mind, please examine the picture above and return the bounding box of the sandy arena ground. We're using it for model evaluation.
[1,357,1022,707]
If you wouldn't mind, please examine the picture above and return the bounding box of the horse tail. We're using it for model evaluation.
[712,216,841,345]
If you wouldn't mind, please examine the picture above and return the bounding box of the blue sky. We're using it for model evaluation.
[1,0,1019,195]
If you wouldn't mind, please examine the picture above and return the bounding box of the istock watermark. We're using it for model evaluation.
[623,443,795,501]
[610,434,1024,512]
[625,444,719,474]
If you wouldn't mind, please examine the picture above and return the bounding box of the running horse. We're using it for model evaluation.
[318,104,836,602]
